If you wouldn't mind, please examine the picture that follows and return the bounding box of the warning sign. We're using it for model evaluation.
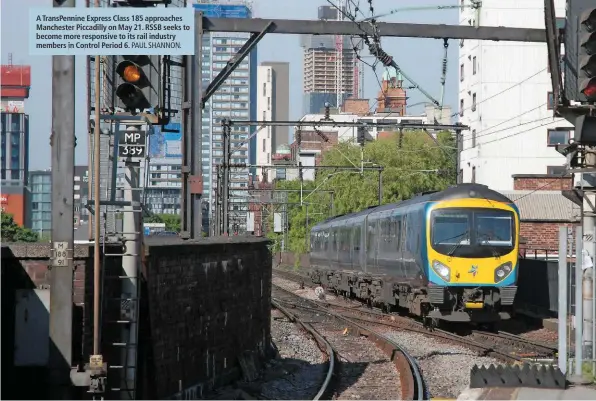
[0,101,25,113]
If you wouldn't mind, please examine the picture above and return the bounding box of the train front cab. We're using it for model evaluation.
[423,198,520,323]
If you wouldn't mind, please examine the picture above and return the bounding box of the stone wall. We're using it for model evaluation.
[1,236,272,399]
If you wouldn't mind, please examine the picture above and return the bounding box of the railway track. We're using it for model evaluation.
[272,283,427,400]
[272,268,557,364]
[271,300,335,400]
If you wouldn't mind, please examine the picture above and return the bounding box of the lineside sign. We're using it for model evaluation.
[118,130,146,158]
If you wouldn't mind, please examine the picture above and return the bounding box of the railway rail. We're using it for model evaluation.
[271,300,335,400]
[272,283,427,400]
[272,268,557,364]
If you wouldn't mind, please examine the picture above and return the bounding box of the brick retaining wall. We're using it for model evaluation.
[1,236,272,399]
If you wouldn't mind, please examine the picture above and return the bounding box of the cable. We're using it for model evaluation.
[476,118,564,147]
[461,103,548,140]
[359,3,478,22]
[453,68,547,117]
[507,170,570,203]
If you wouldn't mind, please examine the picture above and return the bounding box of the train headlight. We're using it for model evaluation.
[431,260,451,282]
[494,262,513,283]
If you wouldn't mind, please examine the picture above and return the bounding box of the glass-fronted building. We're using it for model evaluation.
[193,0,257,233]
[28,170,52,236]
[1,112,29,182]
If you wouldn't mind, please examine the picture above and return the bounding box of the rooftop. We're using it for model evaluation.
[500,190,580,222]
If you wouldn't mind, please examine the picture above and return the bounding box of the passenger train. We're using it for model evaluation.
[309,183,520,326]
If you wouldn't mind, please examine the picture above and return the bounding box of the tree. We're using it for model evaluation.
[1,213,39,242]
[144,213,181,232]
[266,130,457,253]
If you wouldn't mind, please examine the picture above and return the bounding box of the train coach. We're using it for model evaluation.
[308,183,520,327]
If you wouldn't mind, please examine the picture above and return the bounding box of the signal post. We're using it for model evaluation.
[557,1,596,382]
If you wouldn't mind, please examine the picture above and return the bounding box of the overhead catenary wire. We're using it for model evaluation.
[359,3,479,22]
[461,103,549,140]
[453,68,547,117]
[330,0,441,109]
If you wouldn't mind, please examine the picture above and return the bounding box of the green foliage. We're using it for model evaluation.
[1,213,39,243]
[266,130,456,253]
[144,213,181,232]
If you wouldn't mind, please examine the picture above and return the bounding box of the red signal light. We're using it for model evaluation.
[582,79,596,99]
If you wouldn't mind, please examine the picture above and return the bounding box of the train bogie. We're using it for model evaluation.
[309,184,521,324]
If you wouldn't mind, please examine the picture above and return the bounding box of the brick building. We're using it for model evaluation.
[341,98,371,116]
[500,174,580,256]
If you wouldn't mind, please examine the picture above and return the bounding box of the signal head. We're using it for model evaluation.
[580,8,596,32]
[580,77,596,101]
[580,31,596,56]
[116,60,148,86]
[123,65,141,83]
[581,54,596,77]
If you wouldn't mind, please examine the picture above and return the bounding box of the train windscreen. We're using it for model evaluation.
[431,208,515,258]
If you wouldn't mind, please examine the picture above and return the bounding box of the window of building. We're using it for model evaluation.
[472,93,477,111]
[472,129,476,148]
[459,99,464,116]
[267,68,271,82]
[263,110,266,120]
[472,56,477,75]
[547,165,566,175]
[472,166,476,183]
[547,92,554,110]
[460,64,464,81]
[262,83,266,96]
[262,139,266,152]
[267,97,271,110]
[546,128,571,146]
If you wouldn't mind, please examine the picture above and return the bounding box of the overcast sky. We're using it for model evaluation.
[1,0,459,170]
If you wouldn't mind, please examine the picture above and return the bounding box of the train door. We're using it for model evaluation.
[366,217,377,274]
[363,217,369,274]
[353,225,361,271]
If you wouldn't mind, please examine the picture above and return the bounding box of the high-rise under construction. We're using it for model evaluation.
[301,2,361,115]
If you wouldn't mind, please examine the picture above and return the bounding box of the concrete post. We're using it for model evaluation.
[558,226,568,374]
[582,187,595,361]
[50,0,76,394]
[191,13,204,239]
[121,125,141,398]
[571,226,586,382]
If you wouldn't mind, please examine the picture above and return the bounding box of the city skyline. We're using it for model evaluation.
[1,0,460,170]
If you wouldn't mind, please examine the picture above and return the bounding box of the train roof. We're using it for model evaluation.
[311,183,514,230]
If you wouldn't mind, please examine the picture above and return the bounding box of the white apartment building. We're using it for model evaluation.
[458,0,573,189]
[255,62,290,181]
[256,65,273,169]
